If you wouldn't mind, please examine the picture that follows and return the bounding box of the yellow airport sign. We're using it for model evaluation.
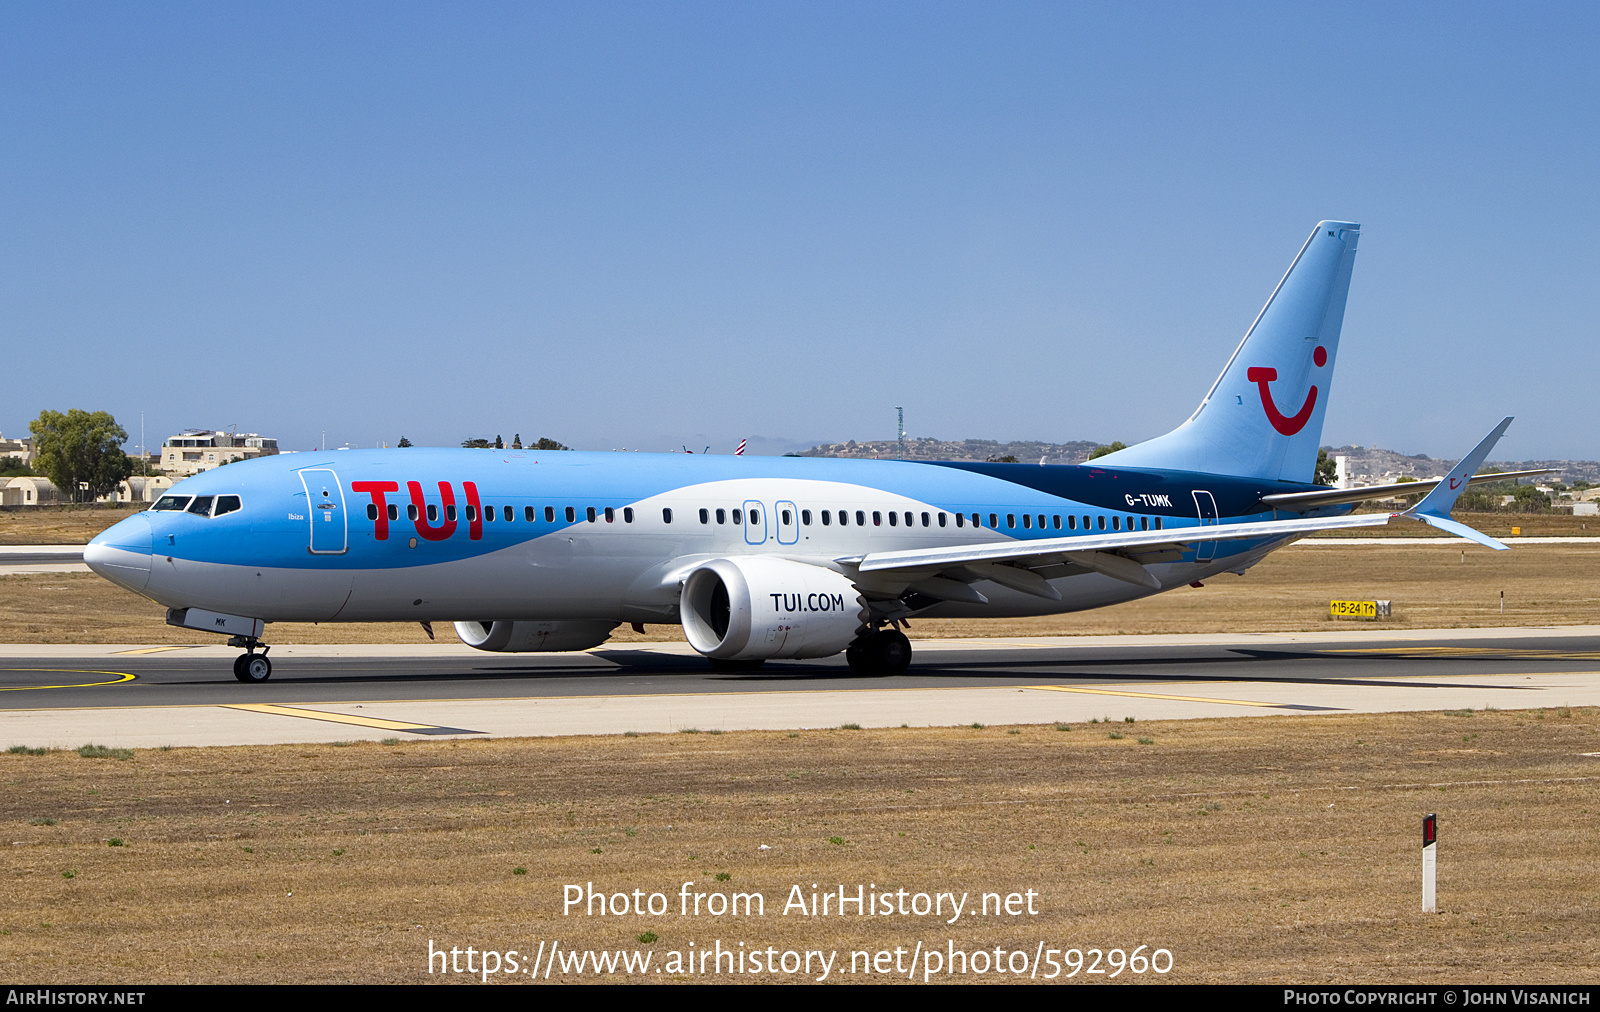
[1330,599,1391,619]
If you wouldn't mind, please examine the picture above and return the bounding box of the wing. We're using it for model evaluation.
[839,511,1396,598]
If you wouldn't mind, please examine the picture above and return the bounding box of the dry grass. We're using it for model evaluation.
[0,505,142,546]
[2,709,1596,983]
[5,542,1600,645]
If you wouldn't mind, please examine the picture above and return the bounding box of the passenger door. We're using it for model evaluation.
[1192,490,1218,562]
[300,468,348,555]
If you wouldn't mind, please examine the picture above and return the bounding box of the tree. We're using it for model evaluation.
[494,434,504,449]
[461,438,492,449]
[29,409,132,503]
[512,433,522,449]
[1315,448,1338,485]
[1087,441,1127,460]
[532,437,571,451]
[397,437,412,448]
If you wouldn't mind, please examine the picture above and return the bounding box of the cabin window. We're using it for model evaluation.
[545,506,556,523]
[586,507,597,522]
[855,511,865,526]
[1067,515,1076,530]
[565,506,576,523]
[470,505,481,522]
[387,504,398,522]
[215,495,243,517]
[716,508,726,524]
[1111,516,1120,531]
[888,511,897,526]
[1082,515,1091,529]
[954,513,964,527]
[920,512,929,527]
[446,504,458,521]
[503,506,513,522]
[990,514,1000,529]
[624,507,633,523]
[699,508,709,524]
[1021,514,1031,529]
[367,504,378,520]
[938,512,946,527]
[662,508,673,524]
[1155,516,1162,530]
[1140,516,1148,531]
[1052,515,1061,529]
[782,509,792,525]
[604,506,614,523]
[872,511,881,526]
[525,506,536,522]
[1038,514,1046,530]
[835,510,845,526]
[428,504,438,522]
[1096,516,1105,531]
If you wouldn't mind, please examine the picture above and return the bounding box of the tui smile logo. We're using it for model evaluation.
[1246,345,1326,436]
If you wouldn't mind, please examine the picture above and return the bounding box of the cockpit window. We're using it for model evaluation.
[150,496,191,511]
[214,495,242,516]
[187,496,215,516]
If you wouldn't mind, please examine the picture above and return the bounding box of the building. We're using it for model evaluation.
[160,430,279,476]
[1,476,62,506]
[0,432,33,468]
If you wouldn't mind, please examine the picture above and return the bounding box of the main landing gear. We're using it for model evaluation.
[846,627,912,677]
[228,636,272,683]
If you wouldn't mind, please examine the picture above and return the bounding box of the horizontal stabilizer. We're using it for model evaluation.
[1260,468,1555,512]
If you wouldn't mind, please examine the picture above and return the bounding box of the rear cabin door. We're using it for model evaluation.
[300,469,348,554]
[1192,490,1219,562]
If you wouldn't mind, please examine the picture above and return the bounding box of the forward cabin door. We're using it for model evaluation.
[300,468,348,555]
[743,500,768,546]
[1192,490,1218,562]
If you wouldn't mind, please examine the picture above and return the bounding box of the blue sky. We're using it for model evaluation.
[3,3,1596,460]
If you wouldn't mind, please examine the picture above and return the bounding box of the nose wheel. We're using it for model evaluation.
[228,639,272,682]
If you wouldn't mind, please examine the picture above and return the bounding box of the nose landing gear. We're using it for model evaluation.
[227,636,272,682]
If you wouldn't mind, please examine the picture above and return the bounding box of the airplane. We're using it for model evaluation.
[85,221,1540,683]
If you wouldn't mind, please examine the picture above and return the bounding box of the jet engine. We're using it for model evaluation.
[679,557,866,661]
[453,620,618,652]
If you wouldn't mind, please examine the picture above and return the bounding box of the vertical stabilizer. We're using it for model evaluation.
[1096,221,1360,482]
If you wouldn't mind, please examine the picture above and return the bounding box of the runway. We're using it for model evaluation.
[4,626,1600,748]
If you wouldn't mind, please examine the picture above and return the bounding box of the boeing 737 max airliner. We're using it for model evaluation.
[85,222,1536,682]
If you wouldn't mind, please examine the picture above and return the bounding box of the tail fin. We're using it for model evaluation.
[1096,221,1361,482]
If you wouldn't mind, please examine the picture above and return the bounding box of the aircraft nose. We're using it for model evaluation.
[85,513,153,592]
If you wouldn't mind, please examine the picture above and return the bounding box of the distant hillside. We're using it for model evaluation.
[800,437,1600,482]
[799,438,1106,464]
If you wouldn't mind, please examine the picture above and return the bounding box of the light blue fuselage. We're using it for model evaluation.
[86,448,1333,625]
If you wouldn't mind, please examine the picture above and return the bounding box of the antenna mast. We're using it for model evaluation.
[895,406,906,460]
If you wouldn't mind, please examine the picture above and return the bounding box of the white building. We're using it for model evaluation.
[160,430,279,476]
[1,476,62,506]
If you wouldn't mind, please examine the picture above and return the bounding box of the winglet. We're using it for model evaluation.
[1404,417,1513,550]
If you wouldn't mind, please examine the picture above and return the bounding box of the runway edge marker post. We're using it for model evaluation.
[1422,813,1438,913]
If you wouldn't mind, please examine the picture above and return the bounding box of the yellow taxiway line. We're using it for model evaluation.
[1027,684,1337,710]
[220,703,481,735]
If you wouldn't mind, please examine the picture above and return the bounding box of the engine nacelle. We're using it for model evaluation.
[680,557,866,661]
[453,620,618,652]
